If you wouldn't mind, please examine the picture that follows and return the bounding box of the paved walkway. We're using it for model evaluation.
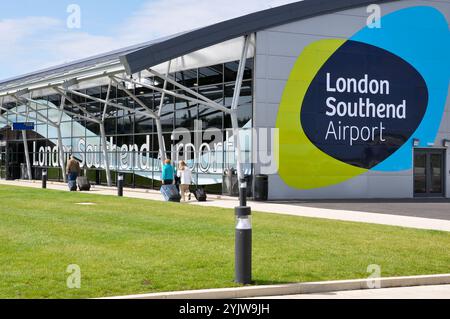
[255,284,450,299]
[2,179,450,232]
[281,199,450,221]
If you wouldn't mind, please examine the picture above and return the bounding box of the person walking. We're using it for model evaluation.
[161,159,174,185]
[177,160,192,202]
[66,155,81,190]
[174,165,181,192]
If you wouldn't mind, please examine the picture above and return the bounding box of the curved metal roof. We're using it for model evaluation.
[0,32,185,92]
[120,0,396,75]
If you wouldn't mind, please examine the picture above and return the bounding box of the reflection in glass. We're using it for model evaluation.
[430,153,442,194]
[414,152,426,194]
[224,59,253,82]
[0,58,254,193]
[414,151,444,196]
[176,69,198,88]
[199,65,223,86]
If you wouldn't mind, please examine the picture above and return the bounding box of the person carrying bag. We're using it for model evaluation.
[177,161,192,202]
[66,155,81,191]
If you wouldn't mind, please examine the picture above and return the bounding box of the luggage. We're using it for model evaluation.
[193,187,207,202]
[161,184,181,202]
[68,180,77,192]
[77,176,91,191]
[174,176,181,192]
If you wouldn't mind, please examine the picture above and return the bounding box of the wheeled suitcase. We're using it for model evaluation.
[68,180,77,192]
[161,184,181,202]
[77,176,91,191]
[193,187,207,202]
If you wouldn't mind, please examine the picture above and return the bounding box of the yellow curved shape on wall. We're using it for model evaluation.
[276,39,367,190]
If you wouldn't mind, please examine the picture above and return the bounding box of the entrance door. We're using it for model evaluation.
[414,149,445,197]
[0,143,6,179]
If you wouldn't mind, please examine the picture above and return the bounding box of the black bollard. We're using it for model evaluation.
[235,206,252,284]
[42,169,47,189]
[117,174,124,197]
[239,178,247,207]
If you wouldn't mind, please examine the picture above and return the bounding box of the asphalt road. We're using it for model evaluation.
[274,199,450,221]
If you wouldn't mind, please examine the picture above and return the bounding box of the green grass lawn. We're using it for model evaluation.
[0,185,449,299]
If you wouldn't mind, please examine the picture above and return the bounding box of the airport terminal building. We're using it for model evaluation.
[0,0,449,199]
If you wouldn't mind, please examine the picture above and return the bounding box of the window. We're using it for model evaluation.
[9,58,254,192]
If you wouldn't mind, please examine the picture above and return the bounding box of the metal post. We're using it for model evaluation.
[155,61,171,166]
[231,34,252,284]
[158,61,172,118]
[100,81,113,187]
[21,130,32,181]
[42,169,47,189]
[155,118,166,165]
[235,206,252,284]
[54,96,67,183]
[231,35,251,204]
[56,126,66,183]
[117,173,124,197]
[231,114,246,201]
[100,122,112,187]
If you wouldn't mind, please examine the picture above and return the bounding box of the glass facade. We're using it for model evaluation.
[0,59,254,194]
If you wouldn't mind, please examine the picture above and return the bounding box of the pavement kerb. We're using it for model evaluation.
[10,179,236,201]
[101,274,450,299]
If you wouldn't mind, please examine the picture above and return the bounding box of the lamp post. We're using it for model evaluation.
[235,174,251,285]
[235,205,252,284]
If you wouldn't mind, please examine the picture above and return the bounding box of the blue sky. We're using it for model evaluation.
[0,1,144,36]
[0,0,298,80]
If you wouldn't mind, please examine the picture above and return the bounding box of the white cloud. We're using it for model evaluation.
[0,0,301,80]
[119,0,301,44]
[0,16,61,43]
[46,32,120,65]
[0,17,61,58]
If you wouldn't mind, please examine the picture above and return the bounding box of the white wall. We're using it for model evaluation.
[254,0,450,199]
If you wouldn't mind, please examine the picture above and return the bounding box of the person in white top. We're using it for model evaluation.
[177,160,193,202]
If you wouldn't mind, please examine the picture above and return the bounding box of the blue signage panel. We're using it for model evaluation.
[300,40,428,170]
[12,122,35,131]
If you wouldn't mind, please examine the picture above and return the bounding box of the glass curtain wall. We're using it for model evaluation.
[0,58,254,194]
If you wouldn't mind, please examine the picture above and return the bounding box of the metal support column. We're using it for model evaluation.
[155,118,166,164]
[100,122,112,187]
[101,82,112,187]
[21,130,32,180]
[57,96,67,183]
[230,35,251,185]
[156,61,171,165]
[56,127,66,183]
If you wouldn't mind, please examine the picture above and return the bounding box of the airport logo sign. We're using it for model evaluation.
[276,6,450,189]
[300,40,428,169]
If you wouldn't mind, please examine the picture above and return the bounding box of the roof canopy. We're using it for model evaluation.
[121,0,395,75]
